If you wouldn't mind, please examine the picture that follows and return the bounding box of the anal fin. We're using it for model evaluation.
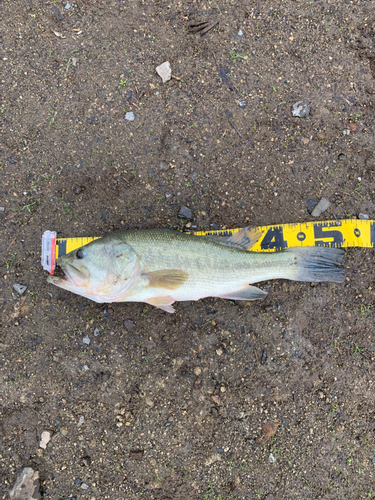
[220,285,268,301]
[146,295,176,313]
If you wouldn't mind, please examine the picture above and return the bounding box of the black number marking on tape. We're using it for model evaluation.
[371,222,375,247]
[354,228,361,237]
[314,222,344,248]
[297,232,306,241]
[261,226,287,251]
[56,239,67,258]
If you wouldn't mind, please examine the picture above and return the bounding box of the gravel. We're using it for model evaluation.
[178,205,193,219]
[292,101,310,117]
[156,61,172,83]
[13,283,27,295]
[124,111,135,121]
[9,467,41,500]
[311,197,331,217]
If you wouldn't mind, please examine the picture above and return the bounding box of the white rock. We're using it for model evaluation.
[359,213,369,220]
[13,283,27,295]
[311,197,331,217]
[269,453,276,463]
[39,430,52,449]
[9,467,41,500]
[125,111,135,121]
[77,415,85,427]
[156,61,171,83]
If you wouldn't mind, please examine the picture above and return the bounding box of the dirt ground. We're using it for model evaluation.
[1,0,375,498]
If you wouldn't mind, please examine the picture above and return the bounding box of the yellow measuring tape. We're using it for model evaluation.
[41,219,374,275]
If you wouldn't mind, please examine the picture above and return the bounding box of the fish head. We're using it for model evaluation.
[47,237,139,302]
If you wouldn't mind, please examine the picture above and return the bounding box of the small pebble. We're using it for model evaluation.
[80,483,89,490]
[359,213,369,220]
[306,199,318,214]
[9,468,41,500]
[190,172,198,181]
[124,111,135,121]
[338,154,346,161]
[0,207,4,212]
[292,101,310,118]
[372,457,375,463]
[77,415,85,427]
[83,365,89,371]
[39,431,52,449]
[269,453,276,464]
[64,2,71,8]
[194,366,202,376]
[238,100,246,108]
[82,337,90,345]
[237,29,243,36]
[342,129,350,135]
[156,61,171,83]
[93,328,100,336]
[159,161,169,171]
[165,192,173,201]
[13,283,27,295]
[60,425,68,436]
[311,197,331,217]
[216,348,223,356]
[124,319,135,330]
[179,205,193,219]
[74,478,82,486]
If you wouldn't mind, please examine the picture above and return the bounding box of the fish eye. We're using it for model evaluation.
[76,249,84,259]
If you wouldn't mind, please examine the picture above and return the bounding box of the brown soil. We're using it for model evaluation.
[1,0,374,499]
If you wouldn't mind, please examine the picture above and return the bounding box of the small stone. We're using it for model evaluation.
[60,425,68,436]
[39,431,52,449]
[359,213,369,220]
[216,447,224,454]
[306,199,318,214]
[160,161,169,171]
[0,207,4,212]
[64,2,71,8]
[292,101,310,118]
[103,305,113,317]
[13,283,27,295]
[130,449,144,460]
[165,192,173,201]
[372,457,375,463]
[319,391,324,399]
[83,365,89,371]
[9,467,41,500]
[311,197,331,217]
[194,366,202,376]
[74,478,82,485]
[80,483,89,490]
[342,129,350,135]
[216,348,223,356]
[268,453,276,464]
[178,205,192,219]
[220,386,226,393]
[124,319,135,330]
[93,328,100,336]
[124,111,135,121]
[338,154,346,161]
[156,61,171,83]
[77,415,85,427]
[237,29,243,36]
[238,100,246,108]
[190,172,198,181]
[82,337,90,345]
[145,398,154,407]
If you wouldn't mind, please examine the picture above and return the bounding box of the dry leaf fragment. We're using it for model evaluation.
[52,30,66,38]
[256,422,278,444]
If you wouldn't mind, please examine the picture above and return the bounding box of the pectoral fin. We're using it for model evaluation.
[144,269,188,290]
[220,285,268,301]
[146,295,175,313]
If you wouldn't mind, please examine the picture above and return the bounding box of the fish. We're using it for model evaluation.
[47,227,345,313]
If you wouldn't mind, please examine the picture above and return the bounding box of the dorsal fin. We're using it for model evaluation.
[207,226,262,251]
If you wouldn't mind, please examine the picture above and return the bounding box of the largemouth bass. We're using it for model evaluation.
[47,227,344,313]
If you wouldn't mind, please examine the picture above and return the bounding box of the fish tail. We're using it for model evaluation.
[286,247,345,283]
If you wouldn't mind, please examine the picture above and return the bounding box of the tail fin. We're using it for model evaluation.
[287,247,345,283]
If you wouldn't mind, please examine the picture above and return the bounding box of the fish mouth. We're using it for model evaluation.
[47,262,88,288]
